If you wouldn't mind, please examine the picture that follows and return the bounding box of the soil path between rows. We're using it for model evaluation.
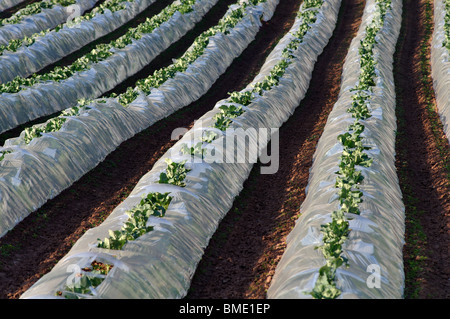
[394,0,450,299]
[0,0,303,299]
[186,0,365,299]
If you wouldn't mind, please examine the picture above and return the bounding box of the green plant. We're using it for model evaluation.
[56,261,113,299]
[443,0,450,50]
[22,104,84,144]
[0,0,77,27]
[180,142,207,157]
[97,192,172,250]
[159,159,191,187]
[200,130,220,143]
[0,150,11,161]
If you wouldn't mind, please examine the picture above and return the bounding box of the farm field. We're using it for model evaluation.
[0,0,448,300]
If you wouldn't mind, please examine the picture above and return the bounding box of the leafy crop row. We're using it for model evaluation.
[16,0,268,145]
[0,0,135,56]
[444,0,450,50]
[55,159,191,298]
[177,0,325,156]
[54,160,191,298]
[97,192,173,250]
[115,0,267,105]
[56,261,114,299]
[0,0,76,27]
[309,0,392,299]
[0,0,197,95]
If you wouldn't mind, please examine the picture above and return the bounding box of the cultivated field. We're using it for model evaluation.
[0,0,448,299]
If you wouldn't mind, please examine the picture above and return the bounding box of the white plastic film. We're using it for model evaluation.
[0,0,218,134]
[267,0,404,299]
[20,0,340,299]
[0,0,158,84]
[431,0,450,145]
[0,0,26,12]
[0,0,277,239]
[0,0,99,45]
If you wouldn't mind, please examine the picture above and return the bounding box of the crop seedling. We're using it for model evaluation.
[180,142,207,157]
[201,130,220,143]
[23,104,85,144]
[159,159,191,187]
[444,0,450,50]
[56,261,113,299]
[97,192,172,250]
[0,150,11,161]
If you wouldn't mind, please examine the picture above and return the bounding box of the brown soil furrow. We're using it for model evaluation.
[186,0,366,299]
[0,0,302,299]
[394,0,450,299]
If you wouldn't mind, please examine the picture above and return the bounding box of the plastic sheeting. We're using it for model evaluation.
[0,0,158,84]
[431,0,450,145]
[267,0,405,299]
[19,0,340,299]
[0,0,25,12]
[0,0,277,239]
[0,0,218,134]
[0,0,98,45]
